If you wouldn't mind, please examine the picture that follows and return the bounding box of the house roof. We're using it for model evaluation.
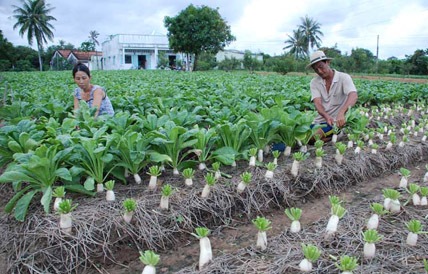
[57,49,72,58]
[71,51,102,61]
[52,50,102,61]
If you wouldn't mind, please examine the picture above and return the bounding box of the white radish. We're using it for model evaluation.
[399,177,408,188]
[412,193,421,206]
[354,146,361,154]
[367,214,379,230]
[363,242,376,259]
[334,153,343,165]
[160,196,169,210]
[389,199,400,213]
[326,215,339,236]
[142,265,156,274]
[256,231,267,251]
[173,168,179,175]
[199,237,213,270]
[53,197,62,211]
[300,145,308,153]
[134,173,142,184]
[315,157,322,169]
[290,220,301,233]
[291,160,299,177]
[185,178,193,186]
[284,146,291,157]
[265,170,274,179]
[299,259,312,272]
[406,232,418,246]
[201,184,211,198]
[123,211,134,224]
[249,156,256,167]
[148,176,157,190]
[237,181,247,194]
[383,198,391,211]
[214,170,221,179]
[106,190,115,201]
[257,149,264,163]
[198,162,206,170]
[60,213,72,234]
[96,183,104,193]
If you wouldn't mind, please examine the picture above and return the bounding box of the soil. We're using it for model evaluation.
[96,162,427,274]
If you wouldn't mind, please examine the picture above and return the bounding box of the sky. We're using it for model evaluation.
[1,0,427,60]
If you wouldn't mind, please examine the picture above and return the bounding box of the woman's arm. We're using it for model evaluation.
[73,96,80,113]
[92,88,105,117]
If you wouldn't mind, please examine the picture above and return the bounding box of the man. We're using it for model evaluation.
[308,51,358,140]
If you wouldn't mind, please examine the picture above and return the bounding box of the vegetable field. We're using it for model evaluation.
[0,70,427,273]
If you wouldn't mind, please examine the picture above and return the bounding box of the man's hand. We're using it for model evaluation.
[324,115,335,126]
[335,112,346,127]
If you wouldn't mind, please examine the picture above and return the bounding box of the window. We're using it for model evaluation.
[125,55,132,64]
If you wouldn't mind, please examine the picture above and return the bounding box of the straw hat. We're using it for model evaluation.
[306,51,333,68]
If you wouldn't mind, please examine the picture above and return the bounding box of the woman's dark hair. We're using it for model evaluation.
[72,62,90,78]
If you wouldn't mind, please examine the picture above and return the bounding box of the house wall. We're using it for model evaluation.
[215,50,263,62]
[102,34,181,70]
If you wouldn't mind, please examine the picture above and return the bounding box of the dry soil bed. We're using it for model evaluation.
[101,160,428,274]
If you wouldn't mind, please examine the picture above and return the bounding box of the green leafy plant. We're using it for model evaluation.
[0,145,90,221]
[105,180,115,191]
[150,120,198,174]
[123,198,137,212]
[57,199,78,214]
[109,130,153,184]
[139,250,160,267]
[363,229,382,243]
[69,133,115,190]
[252,216,272,232]
[216,119,251,165]
[335,255,358,272]
[302,243,321,262]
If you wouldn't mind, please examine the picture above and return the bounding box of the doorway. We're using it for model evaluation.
[138,55,147,69]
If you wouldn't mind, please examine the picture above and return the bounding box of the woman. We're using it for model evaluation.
[73,63,114,117]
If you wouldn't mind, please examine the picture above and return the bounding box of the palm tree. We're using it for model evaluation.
[88,30,100,69]
[298,15,323,57]
[13,0,56,71]
[283,29,307,60]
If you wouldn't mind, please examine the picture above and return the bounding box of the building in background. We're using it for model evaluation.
[101,34,180,70]
[51,34,265,71]
[50,50,102,70]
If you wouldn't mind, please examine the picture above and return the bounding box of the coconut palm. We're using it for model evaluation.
[298,15,323,57]
[13,0,56,71]
[284,29,307,60]
[89,30,100,68]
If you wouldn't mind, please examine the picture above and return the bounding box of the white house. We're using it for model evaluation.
[101,34,181,70]
[216,49,263,62]
[100,34,264,70]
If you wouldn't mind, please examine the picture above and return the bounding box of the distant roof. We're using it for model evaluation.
[53,50,102,61]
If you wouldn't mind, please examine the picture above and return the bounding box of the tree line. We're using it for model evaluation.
[2,0,427,75]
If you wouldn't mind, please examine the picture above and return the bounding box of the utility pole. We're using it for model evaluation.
[376,35,379,73]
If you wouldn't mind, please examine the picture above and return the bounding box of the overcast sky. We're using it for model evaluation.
[1,0,427,59]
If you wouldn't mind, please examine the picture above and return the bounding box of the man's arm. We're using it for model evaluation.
[313,97,335,126]
[336,91,358,127]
